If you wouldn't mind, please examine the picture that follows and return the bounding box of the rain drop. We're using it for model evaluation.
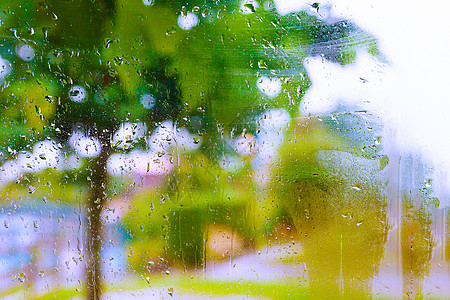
[28,185,36,194]
[240,0,259,14]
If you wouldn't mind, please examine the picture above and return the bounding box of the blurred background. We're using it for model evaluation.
[0,0,449,299]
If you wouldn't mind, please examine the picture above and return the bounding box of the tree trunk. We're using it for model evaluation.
[85,133,111,300]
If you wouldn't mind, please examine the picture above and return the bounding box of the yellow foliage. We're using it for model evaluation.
[18,82,57,129]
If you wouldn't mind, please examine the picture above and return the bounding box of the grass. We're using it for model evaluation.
[0,284,26,299]
[19,274,308,300]
[172,277,309,299]
[7,275,449,300]
[32,287,83,300]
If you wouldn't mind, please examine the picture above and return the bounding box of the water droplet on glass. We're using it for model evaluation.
[168,286,174,297]
[104,39,113,49]
[257,60,268,69]
[181,6,188,16]
[28,185,36,194]
[240,0,259,14]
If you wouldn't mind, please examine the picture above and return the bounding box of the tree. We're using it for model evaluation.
[0,0,381,299]
[270,116,388,299]
[0,0,180,298]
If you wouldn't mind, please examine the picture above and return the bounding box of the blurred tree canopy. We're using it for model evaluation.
[0,0,380,299]
[0,0,378,157]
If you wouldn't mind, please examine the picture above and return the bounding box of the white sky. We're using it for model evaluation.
[275,0,450,202]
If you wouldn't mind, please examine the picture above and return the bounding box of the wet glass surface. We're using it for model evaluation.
[0,0,449,299]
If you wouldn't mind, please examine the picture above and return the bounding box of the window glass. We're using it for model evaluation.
[0,0,448,299]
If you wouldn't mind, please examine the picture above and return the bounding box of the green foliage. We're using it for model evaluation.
[45,0,115,48]
[123,153,258,269]
[269,118,388,299]
[121,188,169,272]
[173,278,309,300]
[401,197,434,279]
[0,0,378,158]
[0,0,384,296]
[273,119,354,194]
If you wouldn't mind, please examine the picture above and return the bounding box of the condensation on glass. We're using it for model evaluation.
[0,0,448,299]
